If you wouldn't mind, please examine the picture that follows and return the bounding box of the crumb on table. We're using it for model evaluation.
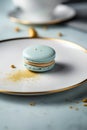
[14,27,20,32]
[10,65,16,68]
[43,26,48,30]
[83,103,87,107]
[58,32,63,37]
[82,98,87,103]
[28,27,38,38]
[29,102,36,106]
[69,106,79,111]
[75,107,79,111]
[69,106,73,109]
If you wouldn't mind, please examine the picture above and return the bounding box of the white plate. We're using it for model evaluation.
[0,37,87,95]
[9,4,76,25]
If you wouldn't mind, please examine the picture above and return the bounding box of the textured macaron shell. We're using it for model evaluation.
[24,63,55,72]
[23,45,55,63]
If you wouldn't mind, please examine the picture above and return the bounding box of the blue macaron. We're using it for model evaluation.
[23,45,56,72]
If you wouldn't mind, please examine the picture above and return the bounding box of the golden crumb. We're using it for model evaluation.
[83,103,87,107]
[82,98,87,103]
[29,102,36,106]
[28,27,38,38]
[10,65,16,68]
[14,27,20,32]
[43,26,48,30]
[58,32,63,37]
[69,106,73,109]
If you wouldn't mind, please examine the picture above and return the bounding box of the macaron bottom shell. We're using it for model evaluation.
[24,63,55,72]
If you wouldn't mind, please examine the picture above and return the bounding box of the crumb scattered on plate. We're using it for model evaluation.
[14,27,20,32]
[58,32,63,37]
[10,65,16,69]
[29,102,36,106]
[7,69,37,82]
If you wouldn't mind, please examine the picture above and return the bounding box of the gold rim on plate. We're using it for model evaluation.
[0,37,87,95]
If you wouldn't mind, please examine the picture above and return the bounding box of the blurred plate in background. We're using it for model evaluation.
[9,5,76,25]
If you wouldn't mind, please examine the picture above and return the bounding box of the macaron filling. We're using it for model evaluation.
[24,59,55,67]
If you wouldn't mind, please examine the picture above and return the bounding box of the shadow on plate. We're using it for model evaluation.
[49,62,74,74]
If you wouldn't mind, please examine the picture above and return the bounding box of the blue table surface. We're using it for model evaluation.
[0,0,87,130]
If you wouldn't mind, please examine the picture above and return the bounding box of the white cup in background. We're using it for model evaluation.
[12,0,66,21]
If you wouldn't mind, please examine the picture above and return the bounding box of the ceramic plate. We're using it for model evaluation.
[0,37,87,95]
[9,4,76,25]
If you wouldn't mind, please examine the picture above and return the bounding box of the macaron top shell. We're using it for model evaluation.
[23,45,55,63]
